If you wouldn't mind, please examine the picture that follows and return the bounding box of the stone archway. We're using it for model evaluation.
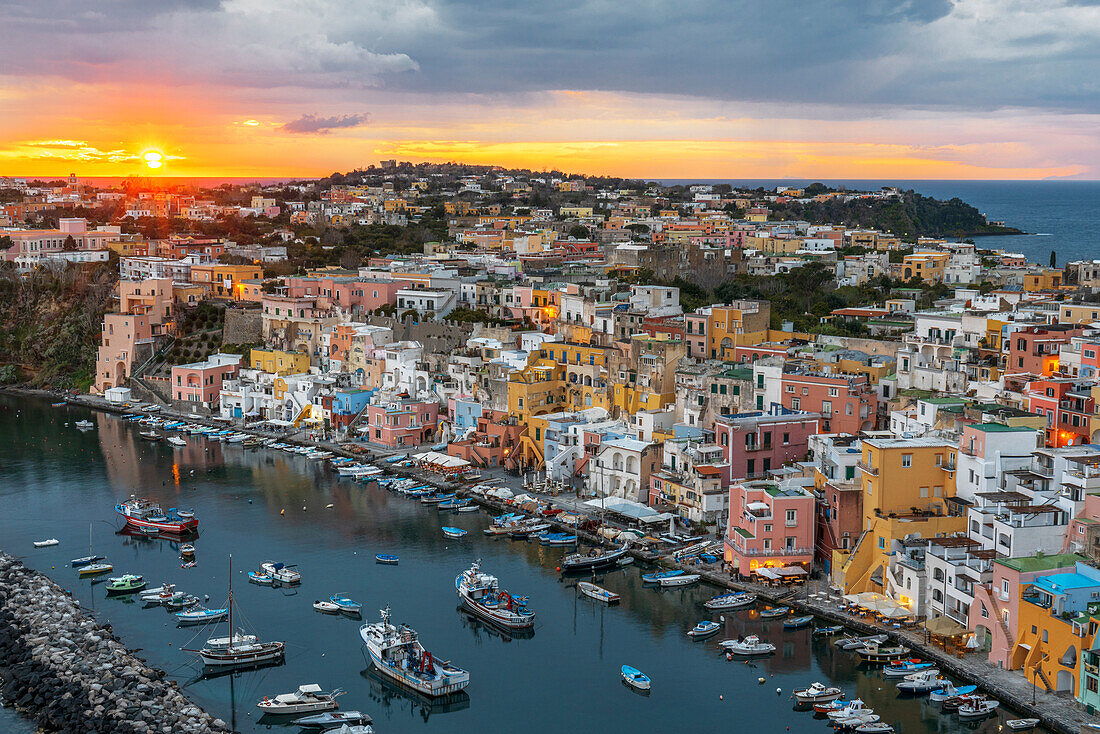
[113,360,126,386]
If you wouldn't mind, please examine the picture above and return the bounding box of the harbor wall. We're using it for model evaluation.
[0,553,231,734]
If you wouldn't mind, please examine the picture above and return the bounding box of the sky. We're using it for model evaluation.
[2,0,1100,179]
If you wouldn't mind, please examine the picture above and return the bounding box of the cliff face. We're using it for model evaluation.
[0,262,117,390]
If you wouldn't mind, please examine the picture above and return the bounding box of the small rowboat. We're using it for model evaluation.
[621,665,651,691]
[33,538,60,548]
[1005,719,1040,731]
[759,606,790,619]
[175,607,228,626]
[375,554,399,565]
[687,621,721,639]
[313,600,340,614]
[248,571,273,586]
[657,573,699,587]
[813,625,845,637]
[180,544,195,557]
[442,527,467,539]
[641,569,683,584]
[783,615,814,629]
[957,698,998,719]
[578,581,620,604]
[704,592,756,610]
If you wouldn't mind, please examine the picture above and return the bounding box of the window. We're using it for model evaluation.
[783,432,790,445]
[785,509,797,526]
[1089,676,1099,694]
[711,384,717,394]
[902,454,912,468]
[980,603,988,619]
[828,387,839,397]
[935,453,942,466]
[802,387,809,395]
[919,486,929,498]
[878,536,885,549]
[791,398,800,410]
[762,539,771,550]
[821,400,832,416]
[785,385,794,393]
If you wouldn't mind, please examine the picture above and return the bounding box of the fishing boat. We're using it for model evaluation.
[359,606,470,697]
[175,607,228,626]
[507,520,551,538]
[78,562,112,577]
[260,561,301,586]
[314,600,341,614]
[620,665,651,691]
[641,569,683,584]
[75,420,94,429]
[33,538,59,548]
[882,660,933,677]
[138,431,163,442]
[783,615,814,629]
[421,493,454,505]
[792,681,844,704]
[657,573,699,587]
[941,693,984,712]
[813,625,845,637]
[704,591,756,610]
[248,571,273,586]
[1005,719,1041,730]
[71,554,104,567]
[164,594,200,612]
[719,635,776,656]
[297,711,371,730]
[957,698,998,719]
[455,504,480,514]
[578,581,620,604]
[116,497,198,534]
[687,621,721,639]
[375,554,399,565]
[105,574,147,595]
[856,642,910,663]
[186,557,285,667]
[442,527,467,539]
[561,545,629,572]
[166,436,187,447]
[928,682,976,703]
[814,699,853,714]
[896,669,945,695]
[257,684,344,715]
[456,560,535,629]
[330,594,363,614]
[758,606,790,619]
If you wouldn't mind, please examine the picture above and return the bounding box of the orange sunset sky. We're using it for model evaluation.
[3,1,1099,180]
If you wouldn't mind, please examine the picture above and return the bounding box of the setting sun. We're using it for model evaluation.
[142,150,164,169]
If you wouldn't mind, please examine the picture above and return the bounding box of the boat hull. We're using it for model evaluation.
[200,642,285,667]
[561,547,628,572]
[116,510,198,535]
[458,594,535,629]
[366,647,470,697]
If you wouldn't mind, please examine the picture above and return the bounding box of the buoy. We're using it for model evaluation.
[719,695,723,700]
[248,499,252,504]
[280,509,285,515]
[302,506,307,511]
[758,677,765,684]
[776,688,781,694]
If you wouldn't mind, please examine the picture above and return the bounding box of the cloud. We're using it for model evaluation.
[282,113,369,134]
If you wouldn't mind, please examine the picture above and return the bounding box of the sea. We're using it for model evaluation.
[659,180,1100,267]
[0,395,1046,734]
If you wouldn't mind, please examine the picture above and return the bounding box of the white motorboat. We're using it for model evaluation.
[167,436,187,447]
[658,573,700,587]
[853,724,894,734]
[578,581,620,604]
[687,621,721,639]
[139,583,176,601]
[298,711,371,730]
[260,561,301,586]
[33,538,59,548]
[793,681,844,704]
[896,669,945,694]
[78,562,112,576]
[704,592,756,610]
[1005,719,1040,730]
[835,713,880,729]
[719,635,776,656]
[827,699,872,721]
[957,698,998,719]
[75,420,94,429]
[456,560,535,628]
[257,683,343,714]
[175,607,228,626]
[314,600,341,614]
[359,606,470,697]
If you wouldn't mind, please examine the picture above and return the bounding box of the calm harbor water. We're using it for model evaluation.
[0,394,1041,733]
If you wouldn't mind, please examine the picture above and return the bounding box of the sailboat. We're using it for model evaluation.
[184,556,285,668]
[71,522,105,567]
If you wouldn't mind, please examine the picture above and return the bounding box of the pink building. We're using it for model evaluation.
[284,276,409,313]
[1,218,118,264]
[713,407,820,481]
[780,368,877,434]
[724,479,816,578]
[363,395,439,448]
[96,312,154,394]
[171,354,242,407]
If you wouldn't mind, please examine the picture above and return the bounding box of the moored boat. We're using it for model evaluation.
[687,621,721,639]
[783,615,813,629]
[1005,719,1041,730]
[330,594,363,614]
[929,682,976,703]
[375,554,399,565]
[719,635,776,656]
[116,497,198,535]
[813,625,845,637]
[561,545,629,572]
[442,527,467,539]
[836,634,887,650]
[175,607,228,626]
[758,606,790,619]
[297,711,371,730]
[314,600,340,614]
[139,431,163,442]
[826,699,872,721]
[33,538,59,548]
[641,569,683,584]
[793,681,843,704]
[857,642,910,663]
[620,665,651,691]
[260,561,300,586]
[957,698,998,719]
[70,554,105,567]
[359,606,470,697]
[704,591,756,610]
[78,562,112,577]
[105,574,146,595]
[456,560,535,629]
[578,581,620,604]
[185,557,285,668]
[248,571,273,586]
[882,660,932,677]
[75,420,94,429]
[657,573,699,587]
[257,684,343,715]
[896,669,945,694]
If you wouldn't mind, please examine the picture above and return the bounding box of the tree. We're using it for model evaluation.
[0,235,12,251]
[62,235,77,251]
[567,224,590,240]
[1050,249,1057,268]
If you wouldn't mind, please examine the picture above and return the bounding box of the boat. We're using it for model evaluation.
[105,574,147,595]
[442,527,467,539]
[792,681,843,704]
[704,592,756,610]
[620,665,650,691]
[359,606,470,697]
[928,682,976,703]
[139,431,163,442]
[78,562,112,577]
[70,555,105,567]
[180,544,196,557]
[783,615,814,629]
[175,607,228,626]
[856,642,910,663]
[33,538,59,548]
[758,606,790,619]
[166,436,187,447]
[330,594,363,614]
[658,573,699,587]
[248,571,273,586]
[578,581,620,604]
[836,634,887,650]
[896,669,945,694]
[116,497,198,534]
[561,545,629,572]
[375,554,399,565]
[455,504,480,514]
[826,699,872,721]
[186,557,285,667]
[260,561,301,586]
[942,693,985,712]
[538,532,578,546]
[814,699,853,714]
[882,660,933,677]
[687,621,721,639]
[257,683,344,715]
[421,493,454,505]
[719,635,776,656]
[139,583,177,601]
[508,521,551,538]
[853,723,894,733]
[641,569,683,584]
[314,600,341,614]
[51,401,67,407]
[834,713,880,729]
[1005,719,1041,730]
[456,560,535,629]
[813,625,845,637]
[297,711,371,730]
[75,420,94,429]
[957,698,998,719]
[164,594,200,611]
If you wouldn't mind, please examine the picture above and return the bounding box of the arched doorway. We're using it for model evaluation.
[972,625,993,653]
[114,360,126,386]
[1056,669,1075,693]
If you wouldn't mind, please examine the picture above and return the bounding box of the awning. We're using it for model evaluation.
[923,615,968,636]
[774,566,808,577]
[756,568,780,579]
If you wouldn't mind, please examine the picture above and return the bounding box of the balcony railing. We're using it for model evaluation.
[737,546,813,558]
[857,461,878,476]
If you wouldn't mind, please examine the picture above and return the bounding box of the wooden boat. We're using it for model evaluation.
[313,600,340,614]
[836,634,887,650]
[704,592,756,610]
[929,682,976,703]
[175,607,228,626]
[166,436,187,447]
[538,532,578,546]
[260,561,300,586]
[719,635,776,656]
[942,693,984,712]
[297,711,370,729]
[33,538,59,548]
[139,583,177,602]
[883,660,933,677]
[116,497,198,534]
[71,555,105,567]
[835,713,880,729]
[853,723,893,733]
[783,615,814,629]
[105,574,147,595]
[620,665,651,691]
[442,527,467,539]
[826,699,872,721]
[375,554,399,565]
[814,699,853,714]
[793,681,843,704]
[164,594,200,611]
[641,569,683,584]
[896,669,945,694]
[957,698,998,719]
[687,621,721,639]
[138,431,162,442]
[578,581,620,604]
[857,642,910,663]
[1005,719,1040,730]
[256,684,344,715]
[248,571,273,586]
[758,606,790,619]
[180,544,196,557]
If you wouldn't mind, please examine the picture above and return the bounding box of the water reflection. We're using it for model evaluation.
[360,664,471,722]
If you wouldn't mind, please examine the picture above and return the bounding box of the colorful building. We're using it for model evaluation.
[170,353,242,407]
[725,480,816,578]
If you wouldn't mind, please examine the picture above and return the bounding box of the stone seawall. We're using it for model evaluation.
[0,553,231,733]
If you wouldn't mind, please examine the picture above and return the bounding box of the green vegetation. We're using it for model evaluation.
[445,307,510,326]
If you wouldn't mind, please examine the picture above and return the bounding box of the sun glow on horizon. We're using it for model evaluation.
[142,150,164,170]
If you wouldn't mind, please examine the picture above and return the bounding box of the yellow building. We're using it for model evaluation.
[250,348,310,376]
[706,302,772,360]
[1060,304,1100,325]
[1023,269,1063,292]
[901,252,949,283]
[507,359,566,426]
[559,206,594,219]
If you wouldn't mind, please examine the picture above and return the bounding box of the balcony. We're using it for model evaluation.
[857,461,878,476]
[738,546,813,558]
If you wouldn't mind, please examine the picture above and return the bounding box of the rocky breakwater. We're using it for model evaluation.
[0,553,232,733]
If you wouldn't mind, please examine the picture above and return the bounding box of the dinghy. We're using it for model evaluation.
[578,581,620,604]
[620,665,651,691]
[33,538,59,548]
[175,607,228,626]
[313,600,340,614]
[442,527,467,539]
[375,554,399,565]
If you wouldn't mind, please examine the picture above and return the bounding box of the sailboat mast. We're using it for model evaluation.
[228,554,233,651]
